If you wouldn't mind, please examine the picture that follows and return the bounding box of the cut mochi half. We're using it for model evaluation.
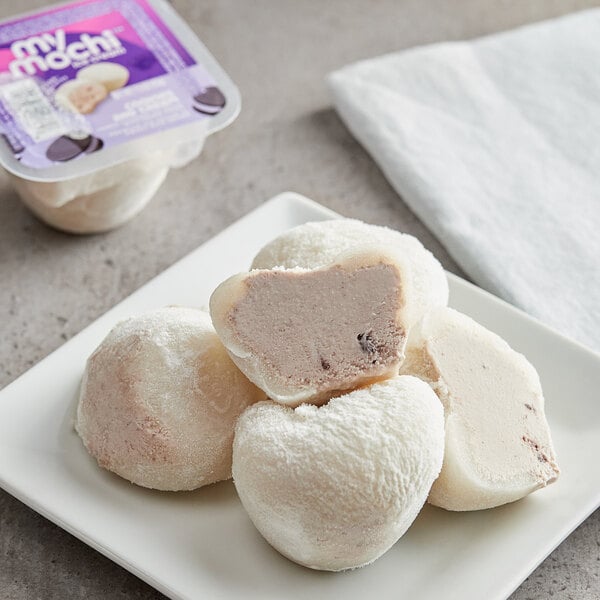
[210,248,412,406]
[400,307,560,511]
[251,218,448,328]
[232,375,445,571]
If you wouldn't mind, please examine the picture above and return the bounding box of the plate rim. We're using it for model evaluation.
[1,190,599,600]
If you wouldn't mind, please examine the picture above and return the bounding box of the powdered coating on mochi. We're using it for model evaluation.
[210,250,408,406]
[76,307,265,491]
[400,307,560,511]
[232,375,445,571]
[251,218,449,327]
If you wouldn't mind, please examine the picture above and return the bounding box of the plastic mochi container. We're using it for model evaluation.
[0,0,240,233]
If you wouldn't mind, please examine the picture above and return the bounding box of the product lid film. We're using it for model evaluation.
[0,0,240,181]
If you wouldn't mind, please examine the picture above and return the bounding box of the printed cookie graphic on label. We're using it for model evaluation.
[193,86,226,115]
[46,134,103,162]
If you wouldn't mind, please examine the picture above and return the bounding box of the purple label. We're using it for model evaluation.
[0,0,226,169]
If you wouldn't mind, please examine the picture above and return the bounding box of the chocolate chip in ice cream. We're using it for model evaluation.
[192,86,226,115]
[357,331,377,355]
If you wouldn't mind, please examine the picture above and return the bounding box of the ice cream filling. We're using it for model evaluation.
[228,262,405,395]
[425,332,559,487]
[402,309,559,498]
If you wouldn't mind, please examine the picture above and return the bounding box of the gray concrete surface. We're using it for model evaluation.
[0,0,598,598]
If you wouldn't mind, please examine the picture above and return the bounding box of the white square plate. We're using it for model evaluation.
[1,192,598,600]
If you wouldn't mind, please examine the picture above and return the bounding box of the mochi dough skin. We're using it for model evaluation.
[232,376,445,571]
[251,218,449,328]
[210,249,411,406]
[400,307,560,511]
[76,307,265,491]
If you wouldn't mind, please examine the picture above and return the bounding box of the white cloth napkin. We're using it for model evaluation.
[328,10,600,353]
